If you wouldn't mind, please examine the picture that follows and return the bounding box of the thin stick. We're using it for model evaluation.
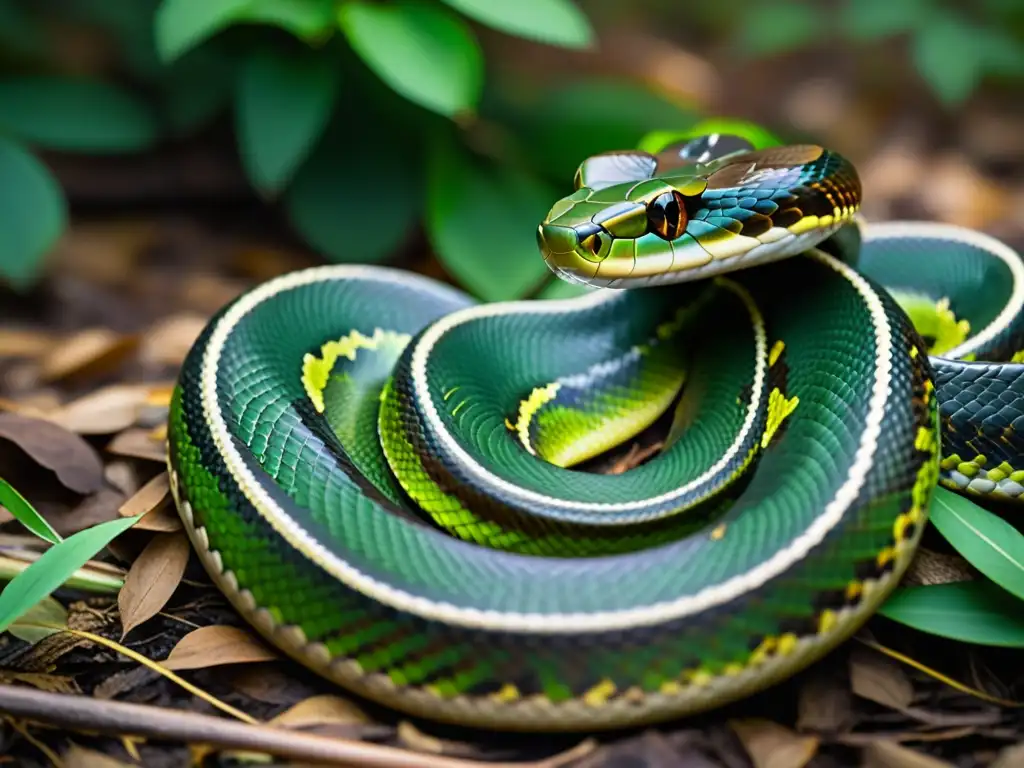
[0,685,596,768]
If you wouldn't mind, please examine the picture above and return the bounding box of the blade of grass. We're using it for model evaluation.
[0,477,61,545]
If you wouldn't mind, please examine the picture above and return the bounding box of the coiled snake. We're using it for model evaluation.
[167,134,1024,731]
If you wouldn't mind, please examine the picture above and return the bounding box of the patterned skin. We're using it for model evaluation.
[174,135,1024,732]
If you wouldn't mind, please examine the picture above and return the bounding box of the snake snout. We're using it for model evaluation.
[538,223,606,285]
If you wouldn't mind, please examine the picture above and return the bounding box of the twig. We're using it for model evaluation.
[0,686,596,767]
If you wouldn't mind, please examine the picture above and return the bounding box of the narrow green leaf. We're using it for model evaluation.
[0,77,158,153]
[0,515,141,634]
[439,0,594,49]
[338,0,482,118]
[927,486,1024,601]
[426,136,554,301]
[0,136,67,291]
[838,0,927,41]
[155,0,251,61]
[236,46,340,194]
[8,596,68,644]
[285,119,420,264]
[912,16,984,104]
[0,478,61,545]
[879,581,1024,646]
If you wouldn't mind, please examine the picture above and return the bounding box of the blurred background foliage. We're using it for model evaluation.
[0,0,1022,302]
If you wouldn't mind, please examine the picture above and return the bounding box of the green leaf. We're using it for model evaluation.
[285,119,421,264]
[243,0,337,39]
[879,581,1024,646]
[0,77,158,153]
[155,0,250,61]
[0,136,67,291]
[0,478,61,545]
[426,136,554,301]
[438,0,593,49]
[338,0,482,118]
[156,0,336,61]
[912,16,984,104]
[8,596,68,644]
[839,0,927,41]
[236,46,340,194]
[493,79,699,183]
[161,45,237,136]
[927,486,1024,601]
[735,1,824,57]
[0,515,141,635]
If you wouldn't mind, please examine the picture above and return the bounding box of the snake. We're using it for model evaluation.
[166,133,1024,732]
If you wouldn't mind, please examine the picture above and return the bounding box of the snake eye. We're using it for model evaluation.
[579,232,605,258]
[647,191,688,241]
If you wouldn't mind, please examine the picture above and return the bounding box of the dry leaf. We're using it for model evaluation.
[0,395,56,419]
[230,664,315,705]
[269,694,370,729]
[118,531,191,636]
[141,314,207,366]
[64,743,135,768]
[862,740,955,768]
[992,742,1024,768]
[796,671,855,733]
[107,427,166,462]
[52,384,159,434]
[120,472,180,532]
[397,721,445,754]
[850,647,914,711]
[40,328,139,382]
[163,625,277,671]
[0,328,55,358]
[104,461,139,497]
[729,718,819,768]
[0,670,80,694]
[0,412,104,494]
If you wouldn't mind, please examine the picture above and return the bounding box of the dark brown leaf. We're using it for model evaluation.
[862,740,955,768]
[269,694,370,729]
[39,328,140,383]
[850,647,914,711]
[797,670,856,733]
[0,412,104,494]
[106,427,166,463]
[119,471,180,531]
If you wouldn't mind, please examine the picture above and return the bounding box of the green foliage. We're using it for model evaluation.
[879,581,1024,647]
[235,45,339,194]
[339,1,483,119]
[0,478,141,635]
[927,487,1024,601]
[0,477,61,545]
[438,0,594,49]
[0,136,66,290]
[878,487,1024,646]
[426,135,555,301]
[0,77,158,153]
[725,0,1024,106]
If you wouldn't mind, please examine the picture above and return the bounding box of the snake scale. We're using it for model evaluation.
[167,134,1024,731]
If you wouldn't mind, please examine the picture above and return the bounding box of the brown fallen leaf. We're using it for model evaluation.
[163,625,278,671]
[230,664,317,705]
[269,694,370,729]
[728,718,819,768]
[107,427,166,462]
[118,472,176,530]
[104,461,139,497]
[39,328,140,383]
[0,412,105,494]
[862,740,955,768]
[119,531,191,637]
[796,670,855,734]
[850,647,914,711]
[52,383,167,435]
[0,328,55,358]
[63,743,135,768]
[141,314,208,366]
[397,721,445,755]
[992,742,1024,768]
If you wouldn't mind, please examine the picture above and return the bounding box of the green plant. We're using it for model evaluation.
[0,0,707,301]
